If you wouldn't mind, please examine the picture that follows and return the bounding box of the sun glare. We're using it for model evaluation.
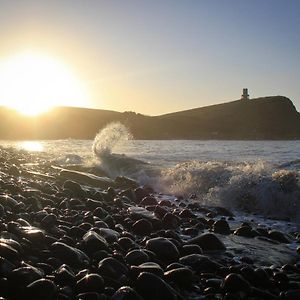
[0,51,89,116]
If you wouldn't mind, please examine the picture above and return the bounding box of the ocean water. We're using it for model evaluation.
[1,122,300,225]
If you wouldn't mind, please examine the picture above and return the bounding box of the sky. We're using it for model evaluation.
[0,0,300,115]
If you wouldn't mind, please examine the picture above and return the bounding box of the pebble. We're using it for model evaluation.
[188,233,226,251]
[145,237,180,264]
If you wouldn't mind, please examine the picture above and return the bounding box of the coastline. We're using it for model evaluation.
[0,145,299,299]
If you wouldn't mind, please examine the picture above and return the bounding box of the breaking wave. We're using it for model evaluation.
[92,123,300,221]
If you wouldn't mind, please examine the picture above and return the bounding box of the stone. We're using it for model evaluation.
[76,274,104,294]
[131,262,164,278]
[164,267,194,286]
[179,254,222,273]
[55,264,76,286]
[213,219,231,235]
[81,231,109,255]
[187,233,226,251]
[112,286,143,300]
[132,219,153,235]
[145,237,179,264]
[125,250,149,266]
[51,242,90,268]
[135,272,180,300]
[268,230,291,243]
[98,257,128,280]
[221,273,252,294]
[26,279,58,300]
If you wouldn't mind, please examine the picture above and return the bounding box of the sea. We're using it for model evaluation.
[1,122,300,232]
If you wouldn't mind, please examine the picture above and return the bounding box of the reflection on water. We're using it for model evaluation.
[19,141,43,152]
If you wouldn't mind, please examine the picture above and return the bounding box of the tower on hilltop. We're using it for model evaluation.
[241,88,249,100]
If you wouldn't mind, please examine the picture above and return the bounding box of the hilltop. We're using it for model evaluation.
[0,96,299,140]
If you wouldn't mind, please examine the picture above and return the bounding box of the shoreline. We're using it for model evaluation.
[0,146,299,299]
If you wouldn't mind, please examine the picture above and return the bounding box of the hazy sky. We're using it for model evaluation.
[0,0,299,115]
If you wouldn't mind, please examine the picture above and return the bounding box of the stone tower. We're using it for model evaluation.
[241,88,249,100]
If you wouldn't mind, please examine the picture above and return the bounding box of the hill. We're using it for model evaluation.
[0,96,299,139]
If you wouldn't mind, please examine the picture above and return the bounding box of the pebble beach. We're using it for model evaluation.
[0,146,299,300]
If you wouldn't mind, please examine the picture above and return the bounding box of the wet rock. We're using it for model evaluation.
[135,272,180,300]
[63,180,85,197]
[179,254,222,273]
[0,257,16,277]
[81,230,109,255]
[181,244,203,256]
[188,233,226,251]
[98,257,128,280]
[26,279,58,300]
[115,176,138,189]
[125,250,149,266]
[60,169,114,189]
[0,242,19,261]
[76,273,104,294]
[99,228,120,243]
[76,292,105,300]
[145,237,179,264]
[51,242,90,268]
[132,219,153,235]
[164,267,194,287]
[55,264,76,286]
[112,286,143,300]
[234,226,257,238]
[268,230,291,243]
[131,262,164,278]
[0,195,18,208]
[282,289,300,300]
[9,265,44,286]
[179,209,196,218]
[221,273,252,294]
[139,196,158,206]
[213,219,231,235]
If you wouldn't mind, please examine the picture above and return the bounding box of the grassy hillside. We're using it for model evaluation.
[0,96,299,139]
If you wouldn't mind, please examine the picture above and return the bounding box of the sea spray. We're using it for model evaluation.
[93,122,132,157]
[92,122,156,179]
[159,160,300,221]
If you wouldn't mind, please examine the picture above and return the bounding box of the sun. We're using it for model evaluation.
[0,51,89,116]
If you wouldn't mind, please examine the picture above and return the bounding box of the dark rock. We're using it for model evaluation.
[282,289,300,300]
[112,286,143,300]
[179,209,196,218]
[55,264,76,286]
[179,254,222,273]
[0,195,18,208]
[181,244,203,256]
[10,265,44,286]
[234,226,257,238]
[135,272,180,300]
[188,233,226,251]
[139,196,158,206]
[0,256,16,277]
[145,237,179,264]
[26,279,58,300]
[162,213,180,229]
[125,250,149,266]
[131,262,164,278]
[221,273,252,294]
[132,219,153,235]
[63,180,85,197]
[213,220,231,235]
[0,242,19,261]
[268,230,291,243]
[51,242,90,268]
[164,267,194,286]
[76,273,104,294]
[81,230,109,255]
[98,257,128,280]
